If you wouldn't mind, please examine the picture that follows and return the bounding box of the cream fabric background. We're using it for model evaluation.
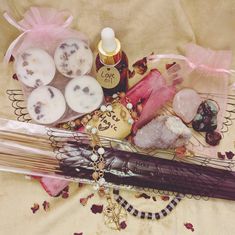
[0,1,235,234]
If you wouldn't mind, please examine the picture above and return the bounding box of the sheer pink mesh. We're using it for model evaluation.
[5,7,88,60]
[183,44,232,156]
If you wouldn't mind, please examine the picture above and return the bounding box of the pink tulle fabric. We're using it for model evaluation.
[185,43,232,78]
[144,44,232,157]
[184,44,232,156]
[4,7,88,62]
[3,7,92,125]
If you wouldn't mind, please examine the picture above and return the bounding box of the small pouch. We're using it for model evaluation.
[140,44,233,156]
[4,7,102,126]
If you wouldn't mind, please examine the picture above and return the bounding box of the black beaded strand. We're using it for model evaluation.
[113,189,184,220]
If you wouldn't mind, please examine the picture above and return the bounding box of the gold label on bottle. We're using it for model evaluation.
[96,66,120,89]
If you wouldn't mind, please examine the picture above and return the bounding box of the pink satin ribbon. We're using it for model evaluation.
[148,53,235,90]
[3,11,73,63]
[147,54,235,76]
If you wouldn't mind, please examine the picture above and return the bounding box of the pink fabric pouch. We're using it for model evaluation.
[142,43,233,157]
[4,7,88,62]
[182,44,231,156]
[3,7,95,126]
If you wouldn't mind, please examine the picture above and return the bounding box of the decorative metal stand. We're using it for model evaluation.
[6,89,235,222]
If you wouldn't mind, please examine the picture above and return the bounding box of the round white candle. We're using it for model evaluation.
[27,86,66,124]
[15,48,56,88]
[65,75,103,113]
[54,38,93,78]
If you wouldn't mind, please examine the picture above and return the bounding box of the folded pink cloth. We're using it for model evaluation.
[39,177,69,196]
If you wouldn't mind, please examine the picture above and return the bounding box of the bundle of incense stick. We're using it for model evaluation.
[0,118,235,201]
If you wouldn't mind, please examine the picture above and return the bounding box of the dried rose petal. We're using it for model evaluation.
[80,193,94,206]
[12,73,18,80]
[105,96,112,103]
[184,223,193,229]
[184,222,195,232]
[63,185,69,192]
[175,146,187,158]
[132,57,148,75]
[135,193,151,199]
[161,195,170,201]
[9,55,15,62]
[217,152,225,160]
[120,221,127,230]
[90,204,103,214]
[62,191,69,199]
[42,201,50,211]
[87,193,94,199]
[31,203,40,214]
[205,131,222,146]
[80,198,88,206]
[166,62,176,70]
[129,69,135,78]
[60,185,70,198]
[225,151,235,160]
[74,233,83,235]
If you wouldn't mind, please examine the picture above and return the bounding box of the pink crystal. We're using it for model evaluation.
[121,69,164,106]
[133,86,176,133]
[173,88,201,123]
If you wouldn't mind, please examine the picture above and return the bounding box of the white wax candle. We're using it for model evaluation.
[27,86,66,124]
[54,38,93,78]
[15,48,56,88]
[65,75,103,113]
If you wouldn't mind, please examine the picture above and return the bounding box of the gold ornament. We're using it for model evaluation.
[103,192,127,230]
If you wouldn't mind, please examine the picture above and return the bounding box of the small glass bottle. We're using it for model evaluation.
[95,27,129,96]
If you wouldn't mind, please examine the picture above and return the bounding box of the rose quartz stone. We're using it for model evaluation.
[173,88,201,123]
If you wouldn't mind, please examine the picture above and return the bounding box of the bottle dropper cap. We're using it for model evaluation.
[101,27,117,52]
[98,27,122,65]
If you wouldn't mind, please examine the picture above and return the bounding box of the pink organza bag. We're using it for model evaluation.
[146,43,233,157]
[3,7,98,125]
[4,7,88,63]
[183,44,231,156]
